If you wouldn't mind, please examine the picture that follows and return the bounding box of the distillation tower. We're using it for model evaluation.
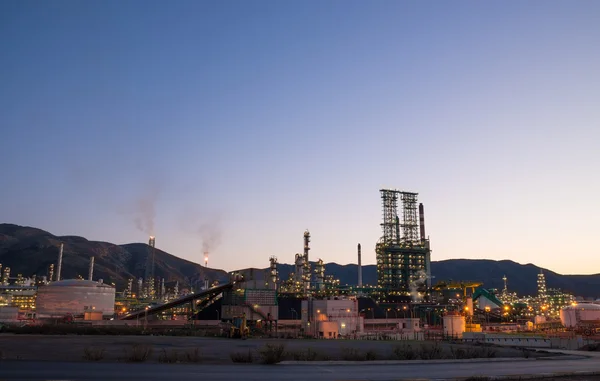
[375,189,431,300]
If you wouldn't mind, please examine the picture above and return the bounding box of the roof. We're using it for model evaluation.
[473,288,504,308]
[563,303,600,311]
[45,279,113,288]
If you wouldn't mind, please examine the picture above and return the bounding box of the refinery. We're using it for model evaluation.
[0,188,598,345]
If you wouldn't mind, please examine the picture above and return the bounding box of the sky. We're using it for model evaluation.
[1,1,599,275]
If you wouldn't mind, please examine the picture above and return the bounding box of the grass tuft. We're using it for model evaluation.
[230,350,254,363]
[158,349,179,363]
[258,343,285,364]
[124,344,153,362]
[82,346,105,361]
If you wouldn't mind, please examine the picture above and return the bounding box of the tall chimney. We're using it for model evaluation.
[357,243,362,287]
[204,252,208,267]
[56,243,64,281]
[149,236,156,281]
[88,256,94,281]
[419,203,426,241]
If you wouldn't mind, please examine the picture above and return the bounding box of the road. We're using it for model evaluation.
[1,357,599,381]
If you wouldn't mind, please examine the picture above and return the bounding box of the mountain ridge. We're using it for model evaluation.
[1,224,599,297]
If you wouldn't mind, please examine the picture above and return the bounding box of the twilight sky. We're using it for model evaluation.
[1,1,599,275]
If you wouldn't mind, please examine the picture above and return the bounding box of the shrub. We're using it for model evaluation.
[288,348,318,361]
[82,346,105,361]
[341,347,365,361]
[124,344,153,362]
[393,344,418,360]
[158,349,179,363]
[258,343,285,364]
[184,348,202,363]
[365,350,378,361]
[230,350,253,363]
[419,343,443,360]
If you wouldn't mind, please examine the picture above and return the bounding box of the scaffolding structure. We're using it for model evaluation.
[375,189,431,299]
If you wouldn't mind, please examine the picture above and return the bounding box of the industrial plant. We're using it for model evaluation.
[0,188,598,347]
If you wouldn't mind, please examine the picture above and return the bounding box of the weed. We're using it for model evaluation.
[393,343,417,360]
[483,347,497,358]
[158,349,179,363]
[365,350,378,361]
[258,343,285,364]
[124,344,153,362]
[288,348,318,361]
[82,346,105,361]
[341,347,365,361]
[184,348,202,363]
[230,350,253,363]
[419,343,443,360]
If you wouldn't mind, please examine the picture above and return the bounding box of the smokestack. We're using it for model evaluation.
[88,256,94,281]
[357,243,362,287]
[56,243,64,281]
[204,251,208,267]
[419,203,426,241]
[149,236,156,286]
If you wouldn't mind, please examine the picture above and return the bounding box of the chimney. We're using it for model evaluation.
[88,256,94,281]
[204,252,208,267]
[357,243,362,287]
[419,203,426,241]
[56,243,64,281]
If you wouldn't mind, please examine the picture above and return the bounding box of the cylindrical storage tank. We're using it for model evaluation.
[36,279,115,318]
[560,304,600,328]
[443,314,465,338]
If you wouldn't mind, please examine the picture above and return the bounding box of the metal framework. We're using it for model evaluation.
[376,189,431,296]
[380,189,399,244]
[400,192,420,244]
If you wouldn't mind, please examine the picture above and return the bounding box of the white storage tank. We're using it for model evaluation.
[443,313,466,338]
[36,279,115,318]
[560,303,600,328]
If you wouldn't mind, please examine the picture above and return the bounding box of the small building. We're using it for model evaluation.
[301,298,359,337]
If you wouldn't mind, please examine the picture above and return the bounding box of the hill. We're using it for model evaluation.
[2,224,599,298]
[0,224,229,289]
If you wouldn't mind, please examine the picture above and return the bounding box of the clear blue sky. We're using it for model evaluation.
[1,1,599,275]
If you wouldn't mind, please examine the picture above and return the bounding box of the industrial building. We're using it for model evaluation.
[375,189,431,300]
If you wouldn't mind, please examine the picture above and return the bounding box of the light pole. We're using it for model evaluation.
[291,308,298,337]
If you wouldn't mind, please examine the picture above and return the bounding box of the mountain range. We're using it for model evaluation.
[1,223,599,297]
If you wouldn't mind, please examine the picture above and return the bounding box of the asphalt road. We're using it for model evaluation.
[0,358,599,381]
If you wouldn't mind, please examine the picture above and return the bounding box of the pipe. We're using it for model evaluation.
[419,203,426,241]
[357,243,362,287]
[88,256,94,281]
[56,243,64,282]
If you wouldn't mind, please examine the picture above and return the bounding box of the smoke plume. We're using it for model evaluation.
[178,206,225,263]
[121,180,162,236]
[409,269,428,302]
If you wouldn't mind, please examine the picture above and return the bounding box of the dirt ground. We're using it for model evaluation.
[0,334,560,364]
